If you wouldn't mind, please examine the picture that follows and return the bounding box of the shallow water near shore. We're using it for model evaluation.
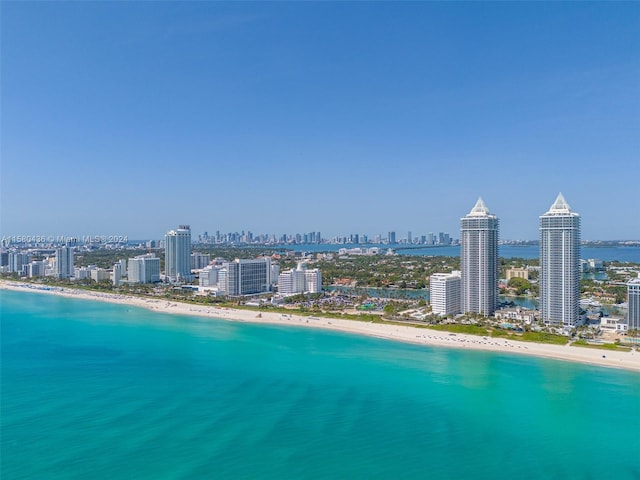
[2,289,639,479]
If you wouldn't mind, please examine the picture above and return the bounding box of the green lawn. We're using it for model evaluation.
[571,340,631,352]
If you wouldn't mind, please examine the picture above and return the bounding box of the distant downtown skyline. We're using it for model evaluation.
[3,198,639,247]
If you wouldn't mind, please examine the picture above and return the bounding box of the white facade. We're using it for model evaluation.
[278,270,296,296]
[55,247,74,279]
[74,266,91,280]
[90,268,110,282]
[128,254,161,284]
[26,260,47,278]
[430,271,461,315]
[494,307,536,324]
[111,262,122,286]
[165,225,192,282]
[460,198,499,316]
[278,262,322,296]
[199,265,223,288]
[540,193,581,327]
[628,274,640,332]
[600,316,628,334]
[305,268,322,293]
[217,268,227,294]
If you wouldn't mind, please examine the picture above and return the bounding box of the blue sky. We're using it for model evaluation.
[2,2,638,240]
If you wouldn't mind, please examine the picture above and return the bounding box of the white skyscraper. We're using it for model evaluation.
[165,225,192,282]
[460,198,499,316]
[430,271,462,316]
[539,193,581,327]
[55,246,74,279]
[627,274,640,332]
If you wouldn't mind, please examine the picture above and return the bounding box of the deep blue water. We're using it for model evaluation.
[2,289,639,479]
[280,244,640,262]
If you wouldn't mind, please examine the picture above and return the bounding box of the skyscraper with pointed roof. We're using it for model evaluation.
[540,193,581,327]
[460,197,499,316]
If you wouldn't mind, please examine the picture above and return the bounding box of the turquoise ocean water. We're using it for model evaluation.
[2,289,639,479]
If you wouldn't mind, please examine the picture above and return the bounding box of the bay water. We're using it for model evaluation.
[2,289,639,479]
[282,244,640,262]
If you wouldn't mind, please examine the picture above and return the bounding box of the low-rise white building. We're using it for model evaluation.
[600,316,628,334]
[494,307,536,324]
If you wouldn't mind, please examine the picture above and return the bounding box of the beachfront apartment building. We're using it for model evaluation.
[199,265,223,288]
[539,193,581,328]
[165,225,192,282]
[111,262,122,286]
[430,271,461,315]
[460,198,499,316]
[8,252,30,274]
[128,254,161,284]
[191,252,211,270]
[224,258,272,296]
[74,265,111,282]
[26,260,47,278]
[55,246,74,279]
[278,262,322,296]
[91,268,110,282]
[628,274,640,332]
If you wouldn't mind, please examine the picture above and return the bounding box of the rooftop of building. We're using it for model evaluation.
[541,192,580,217]
[465,197,496,218]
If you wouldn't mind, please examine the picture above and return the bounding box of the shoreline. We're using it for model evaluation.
[2,280,639,372]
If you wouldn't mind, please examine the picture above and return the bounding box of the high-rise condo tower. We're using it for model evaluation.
[55,246,74,279]
[460,198,499,316]
[627,274,640,332]
[539,193,581,327]
[165,225,192,282]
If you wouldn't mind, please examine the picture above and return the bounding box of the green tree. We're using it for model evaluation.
[508,277,532,295]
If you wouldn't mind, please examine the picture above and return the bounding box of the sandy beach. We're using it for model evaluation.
[2,280,639,372]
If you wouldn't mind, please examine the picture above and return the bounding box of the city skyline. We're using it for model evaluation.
[2,2,639,240]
